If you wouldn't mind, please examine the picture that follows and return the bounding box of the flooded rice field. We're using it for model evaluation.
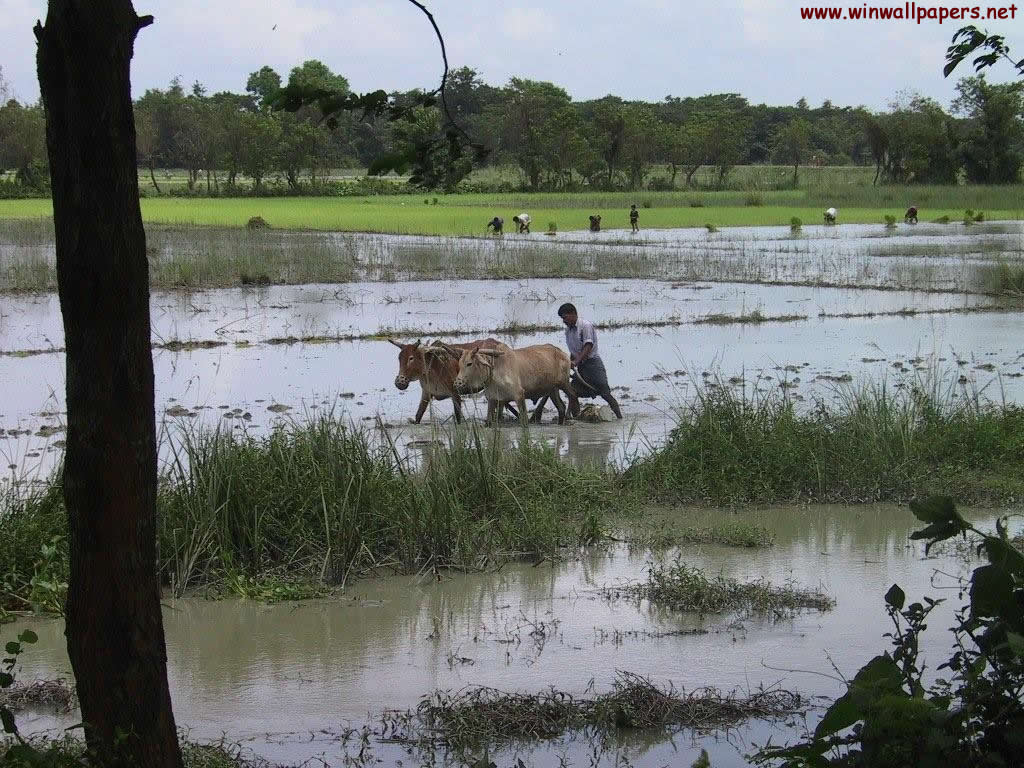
[2,222,1023,764]
[3,219,1023,292]
[3,277,1024,477]
[7,503,1018,766]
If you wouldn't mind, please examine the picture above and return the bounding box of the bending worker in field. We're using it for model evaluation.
[557,302,623,419]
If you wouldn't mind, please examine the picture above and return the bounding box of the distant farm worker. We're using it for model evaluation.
[486,216,504,234]
[904,205,919,224]
[512,212,531,233]
[823,207,838,224]
[629,204,639,232]
[589,214,601,232]
[557,302,623,420]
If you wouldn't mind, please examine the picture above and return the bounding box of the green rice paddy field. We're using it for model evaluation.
[2,184,1023,235]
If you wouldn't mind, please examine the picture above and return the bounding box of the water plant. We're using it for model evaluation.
[625,374,1024,505]
[755,497,1024,768]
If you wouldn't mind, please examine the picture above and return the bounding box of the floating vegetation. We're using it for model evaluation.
[0,679,76,713]
[383,672,804,749]
[622,521,775,549]
[605,559,834,616]
[695,311,806,325]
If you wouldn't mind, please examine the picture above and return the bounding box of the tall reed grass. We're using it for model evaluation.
[625,376,1024,505]
[4,376,1023,608]
[1,416,620,604]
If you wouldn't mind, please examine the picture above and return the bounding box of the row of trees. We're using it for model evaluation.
[2,61,1022,194]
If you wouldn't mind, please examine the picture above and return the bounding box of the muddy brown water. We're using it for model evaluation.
[6,504,1017,766]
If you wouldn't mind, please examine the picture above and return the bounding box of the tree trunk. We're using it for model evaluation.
[35,3,183,767]
[206,168,211,194]
[792,162,799,189]
[148,158,161,194]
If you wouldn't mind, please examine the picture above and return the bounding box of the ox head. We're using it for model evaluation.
[389,338,423,390]
[450,345,503,394]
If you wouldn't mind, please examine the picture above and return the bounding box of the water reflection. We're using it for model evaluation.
[7,505,1013,766]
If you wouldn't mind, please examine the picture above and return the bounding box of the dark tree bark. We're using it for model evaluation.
[35,3,183,766]
[148,157,161,194]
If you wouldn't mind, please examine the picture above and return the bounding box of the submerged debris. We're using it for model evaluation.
[0,679,76,713]
[384,672,804,749]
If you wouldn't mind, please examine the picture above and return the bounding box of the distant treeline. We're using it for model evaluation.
[0,60,1021,196]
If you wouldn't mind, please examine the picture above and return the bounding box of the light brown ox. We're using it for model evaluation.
[390,338,521,424]
[448,342,578,426]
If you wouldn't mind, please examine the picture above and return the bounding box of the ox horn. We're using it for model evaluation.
[478,348,505,357]
[387,338,403,348]
[413,339,421,349]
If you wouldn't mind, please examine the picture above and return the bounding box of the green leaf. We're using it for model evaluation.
[17,630,37,645]
[909,496,957,524]
[885,584,905,610]
[1007,632,1024,658]
[1,707,16,734]
[910,521,962,553]
[815,654,903,738]
[970,564,1015,619]
[4,642,19,655]
[5,744,41,763]
[982,537,1024,578]
[814,691,862,738]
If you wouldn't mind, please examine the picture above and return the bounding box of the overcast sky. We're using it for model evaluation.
[1,0,1020,111]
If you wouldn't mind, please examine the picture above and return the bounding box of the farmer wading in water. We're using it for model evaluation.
[558,302,623,419]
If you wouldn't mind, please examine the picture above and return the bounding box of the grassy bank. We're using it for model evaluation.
[3,377,1023,611]
[1,187,1022,235]
[0,418,620,610]
[626,377,1024,505]
[1,735,275,768]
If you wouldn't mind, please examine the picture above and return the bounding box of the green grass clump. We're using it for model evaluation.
[159,418,618,594]
[627,559,833,615]
[624,521,774,549]
[677,522,775,548]
[975,259,1024,295]
[1,735,264,767]
[625,378,1024,505]
[0,480,67,613]
[789,216,802,233]
[0,417,622,606]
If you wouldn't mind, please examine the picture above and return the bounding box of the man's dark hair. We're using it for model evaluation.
[557,302,577,317]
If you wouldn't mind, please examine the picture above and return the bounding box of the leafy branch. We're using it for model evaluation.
[944,25,1024,78]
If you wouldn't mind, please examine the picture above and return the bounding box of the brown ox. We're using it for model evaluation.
[390,338,519,424]
[449,342,578,426]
